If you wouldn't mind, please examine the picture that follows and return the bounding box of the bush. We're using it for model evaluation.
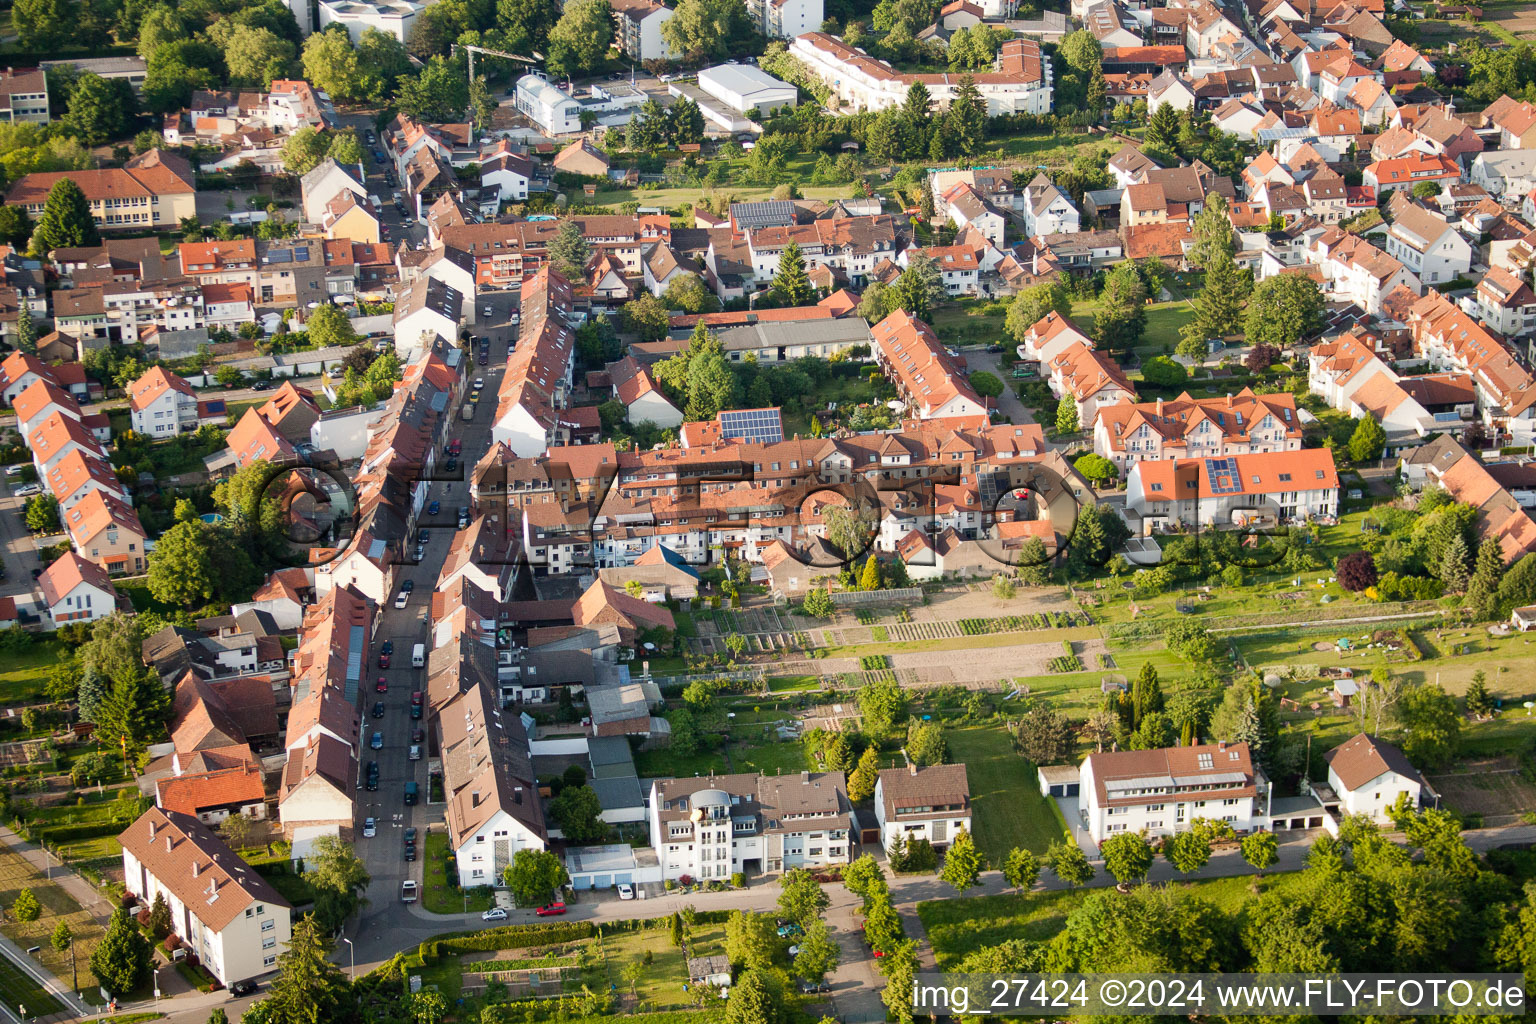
[730,872,745,887]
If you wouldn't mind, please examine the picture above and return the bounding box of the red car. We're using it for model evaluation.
[379,653,391,669]
[375,677,389,693]
[535,903,567,916]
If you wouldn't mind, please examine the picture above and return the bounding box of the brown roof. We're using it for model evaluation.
[155,765,265,817]
[118,807,290,932]
[1084,742,1256,808]
[37,551,114,607]
[1324,733,1423,790]
[878,764,970,822]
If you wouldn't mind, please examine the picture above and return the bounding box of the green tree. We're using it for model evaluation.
[906,718,946,766]
[725,910,778,970]
[879,940,920,1024]
[146,892,171,939]
[899,81,932,158]
[894,253,943,321]
[1005,281,1070,343]
[503,848,569,907]
[1245,273,1324,350]
[793,919,840,984]
[305,302,360,350]
[301,29,363,101]
[1188,192,1234,269]
[1100,832,1153,885]
[266,915,349,1024]
[863,894,904,952]
[1055,395,1079,434]
[847,744,880,803]
[773,240,814,306]
[0,206,34,250]
[843,853,888,910]
[622,292,669,343]
[29,177,100,256]
[1464,669,1494,717]
[946,74,987,156]
[10,888,40,922]
[801,586,835,618]
[1073,453,1116,485]
[939,827,983,893]
[969,370,1004,399]
[1094,261,1146,353]
[1463,538,1503,620]
[857,676,908,738]
[1045,839,1094,887]
[1164,827,1213,877]
[660,0,742,63]
[725,968,783,1024]
[1399,684,1461,768]
[219,811,253,851]
[778,867,830,927]
[497,0,559,54]
[91,908,150,996]
[50,920,72,956]
[281,126,332,176]
[326,130,364,167]
[307,833,369,931]
[61,73,134,147]
[1182,250,1245,347]
[14,0,73,49]
[24,494,59,533]
[550,784,608,843]
[222,23,296,88]
[858,552,882,592]
[1348,414,1386,463]
[547,0,613,79]
[1146,104,1179,152]
[1002,847,1039,893]
[146,520,258,606]
[1438,531,1471,594]
[548,220,592,279]
[395,55,470,123]
[1241,830,1279,880]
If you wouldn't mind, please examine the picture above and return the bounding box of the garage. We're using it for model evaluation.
[565,844,663,890]
[1037,764,1080,797]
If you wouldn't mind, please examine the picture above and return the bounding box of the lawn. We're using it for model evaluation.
[931,300,1009,347]
[0,845,106,1002]
[597,925,728,1009]
[917,872,1306,967]
[766,676,821,693]
[1067,298,1197,359]
[945,726,1069,863]
[422,833,493,915]
[0,642,65,703]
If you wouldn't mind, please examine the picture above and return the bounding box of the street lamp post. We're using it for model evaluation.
[152,969,159,1013]
[341,937,355,982]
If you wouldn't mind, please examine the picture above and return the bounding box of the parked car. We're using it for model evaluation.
[479,354,488,366]
[365,774,378,792]
[371,701,385,719]
[411,727,425,744]
[250,381,271,391]
[445,459,458,472]
[229,980,258,997]
[12,483,40,497]
[405,827,417,843]
[376,677,389,693]
[401,880,418,903]
[482,907,509,921]
[378,652,391,669]
[410,703,422,720]
[404,844,416,862]
[617,883,634,900]
[409,744,422,760]
[473,377,484,390]
[370,731,383,749]
[401,579,415,593]
[363,817,377,837]
[483,305,493,317]
[393,590,409,609]
[428,501,441,515]
[535,903,567,916]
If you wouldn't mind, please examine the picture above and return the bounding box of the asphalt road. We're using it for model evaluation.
[349,295,521,946]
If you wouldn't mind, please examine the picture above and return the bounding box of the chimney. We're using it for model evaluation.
[1227,392,1234,407]
[909,761,918,777]
[1156,396,1163,416]
[166,835,173,853]
[801,770,810,784]
[147,821,156,843]
[192,860,200,878]
[1218,740,1227,751]
[472,790,481,807]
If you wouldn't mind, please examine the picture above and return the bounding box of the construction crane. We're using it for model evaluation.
[455,43,542,95]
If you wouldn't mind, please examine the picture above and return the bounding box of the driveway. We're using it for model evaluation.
[969,348,1035,427]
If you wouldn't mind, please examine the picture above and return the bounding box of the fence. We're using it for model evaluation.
[829,587,923,607]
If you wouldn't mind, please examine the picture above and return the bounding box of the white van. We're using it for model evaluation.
[412,643,425,667]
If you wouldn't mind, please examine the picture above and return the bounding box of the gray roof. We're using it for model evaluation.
[587,735,638,774]
[699,64,796,101]
[591,775,645,812]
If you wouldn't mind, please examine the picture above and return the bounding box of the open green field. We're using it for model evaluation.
[918,872,1306,967]
[0,846,106,1002]
[946,726,1069,862]
[1068,298,1197,358]
[0,642,66,704]
[597,924,729,1009]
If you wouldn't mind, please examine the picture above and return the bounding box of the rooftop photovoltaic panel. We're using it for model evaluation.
[1205,457,1242,495]
[294,246,311,262]
[267,248,293,264]
[717,407,783,444]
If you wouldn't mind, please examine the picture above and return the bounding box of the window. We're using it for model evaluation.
[262,920,274,932]
[264,956,277,968]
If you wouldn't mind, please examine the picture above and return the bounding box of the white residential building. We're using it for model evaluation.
[750,0,823,38]
[1093,390,1304,472]
[128,367,200,437]
[648,772,853,880]
[393,277,463,356]
[1124,448,1340,532]
[1020,173,1080,237]
[1383,196,1473,286]
[791,33,1051,116]
[1470,150,1536,200]
[515,75,583,137]
[300,158,367,225]
[120,808,293,986]
[37,552,122,626]
[1079,742,1265,844]
[872,764,971,851]
[1322,733,1424,824]
[316,0,423,42]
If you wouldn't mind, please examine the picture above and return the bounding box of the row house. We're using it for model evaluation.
[1308,328,1400,412]
[491,268,578,456]
[1092,390,1303,472]
[1364,152,1463,195]
[1472,267,1536,339]
[871,309,988,421]
[1383,194,1474,287]
[1409,293,1536,444]
[743,215,902,291]
[790,32,1052,116]
[1125,447,1340,532]
[1309,228,1420,316]
[1047,342,1137,428]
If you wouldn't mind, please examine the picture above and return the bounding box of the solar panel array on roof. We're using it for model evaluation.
[729,200,796,232]
[1205,456,1243,495]
[976,469,1009,509]
[345,624,364,702]
[717,408,784,444]
[294,246,311,262]
[267,248,293,264]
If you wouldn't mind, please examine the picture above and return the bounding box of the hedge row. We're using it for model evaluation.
[34,819,134,844]
[419,921,596,961]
